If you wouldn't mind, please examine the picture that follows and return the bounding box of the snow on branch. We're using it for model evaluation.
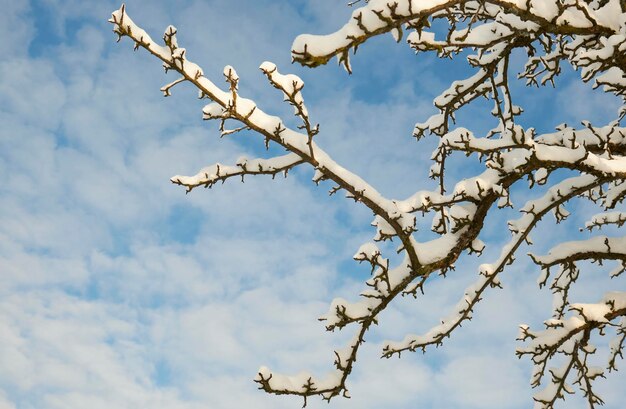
[292,1,620,72]
[517,292,626,409]
[108,5,417,252]
[530,236,626,269]
[171,154,305,192]
[110,1,626,407]
[383,175,605,356]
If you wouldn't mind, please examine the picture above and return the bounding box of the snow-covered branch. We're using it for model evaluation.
[530,236,626,269]
[108,5,421,272]
[292,1,620,74]
[517,292,626,409]
[110,0,626,407]
[383,175,605,356]
[170,153,305,192]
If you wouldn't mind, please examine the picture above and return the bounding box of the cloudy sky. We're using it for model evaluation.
[1,1,625,408]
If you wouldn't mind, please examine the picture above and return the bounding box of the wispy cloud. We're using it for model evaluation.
[1,1,624,409]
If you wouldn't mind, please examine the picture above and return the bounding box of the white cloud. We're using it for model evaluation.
[0,0,33,57]
[434,355,527,408]
[1,2,625,409]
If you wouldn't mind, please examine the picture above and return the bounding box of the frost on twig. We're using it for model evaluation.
[110,1,626,407]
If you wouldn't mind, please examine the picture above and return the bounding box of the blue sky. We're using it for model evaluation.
[1,1,625,408]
